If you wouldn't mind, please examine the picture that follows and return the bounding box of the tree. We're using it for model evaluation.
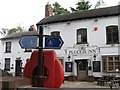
[0,28,9,36]
[70,0,92,12]
[8,26,24,35]
[53,2,70,15]
[52,0,92,15]
[0,25,24,36]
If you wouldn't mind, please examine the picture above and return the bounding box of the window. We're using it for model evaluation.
[106,25,119,44]
[93,61,101,72]
[102,56,120,72]
[51,31,60,36]
[4,58,10,71]
[65,62,73,72]
[77,28,87,44]
[78,60,87,70]
[5,42,11,53]
[57,57,64,66]
[24,49,32,52]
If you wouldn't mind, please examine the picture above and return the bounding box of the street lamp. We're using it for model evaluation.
[93,54,96,60]
[67,55,71,61]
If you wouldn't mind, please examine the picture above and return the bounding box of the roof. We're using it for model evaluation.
[37,5,120,25]
[1,6,120,40]
[1,31,38,40]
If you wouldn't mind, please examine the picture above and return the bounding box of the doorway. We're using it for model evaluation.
[76,60,88,81]
[15,60,22,76]
[4,58,10,71]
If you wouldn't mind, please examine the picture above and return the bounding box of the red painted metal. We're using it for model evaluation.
[23,50,64,88]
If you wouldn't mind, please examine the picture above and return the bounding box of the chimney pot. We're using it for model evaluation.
[45,2,53,17]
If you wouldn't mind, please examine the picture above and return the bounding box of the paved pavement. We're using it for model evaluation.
[60,81,120,88]
[17,81,120,90]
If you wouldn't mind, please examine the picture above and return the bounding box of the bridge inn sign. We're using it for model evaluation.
[66,46,100,55]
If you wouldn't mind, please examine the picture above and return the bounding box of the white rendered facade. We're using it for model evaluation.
[0,6,120,80]
[42,16,120,79]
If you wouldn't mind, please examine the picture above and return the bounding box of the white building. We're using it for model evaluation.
[0,5,120,81]
[0,31,38,76]
[37,5,120,80]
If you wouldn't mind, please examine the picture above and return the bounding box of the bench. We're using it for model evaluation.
[97,75,116,86]
[111,79,120,87]
[97,79,108,86]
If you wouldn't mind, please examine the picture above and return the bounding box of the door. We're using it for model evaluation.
[77,60,88,81]
[4,58,10,71]
[15,60,22,76]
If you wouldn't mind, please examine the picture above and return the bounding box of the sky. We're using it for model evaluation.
[0,0,120,31]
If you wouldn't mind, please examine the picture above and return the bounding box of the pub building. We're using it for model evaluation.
[0,3,120,81]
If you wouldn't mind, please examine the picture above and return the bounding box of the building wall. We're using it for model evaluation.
[0,15,119,78]
[0,40,3,69]
[0,38,33,75]
[44,16,118,47]
[43,16,120,78]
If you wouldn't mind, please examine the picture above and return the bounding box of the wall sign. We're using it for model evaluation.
[65,47,100,55]
[94,26,98,31]
[93,61,101,72]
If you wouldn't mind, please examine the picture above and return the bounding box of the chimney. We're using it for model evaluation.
[45,2,53,17]
[28,25,36,31]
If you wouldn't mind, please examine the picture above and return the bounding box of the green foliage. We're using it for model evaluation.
[53,2,70,15]
[70,0,92,12]
[0,25,24,36]
[52,0,92,15]
[8,26,24,35]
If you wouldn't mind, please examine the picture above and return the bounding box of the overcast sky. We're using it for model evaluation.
[0,0,120,30]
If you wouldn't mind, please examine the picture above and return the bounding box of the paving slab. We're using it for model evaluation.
[61,81,120,88]
[0,77,32,90]
[17,81,120,90]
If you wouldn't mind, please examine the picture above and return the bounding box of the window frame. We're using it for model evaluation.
[51,31,60,36]
[106,25,119,44]
[5,42,12,53]
[102,56,120,72]
[4,58,11,71]
[76,28,88,44]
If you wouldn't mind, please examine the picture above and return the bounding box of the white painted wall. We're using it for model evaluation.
[0,40,3,69]
[43,16,120,77]
[0,38,34,75]
[44,16,118,48]
[0,15,119,77]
